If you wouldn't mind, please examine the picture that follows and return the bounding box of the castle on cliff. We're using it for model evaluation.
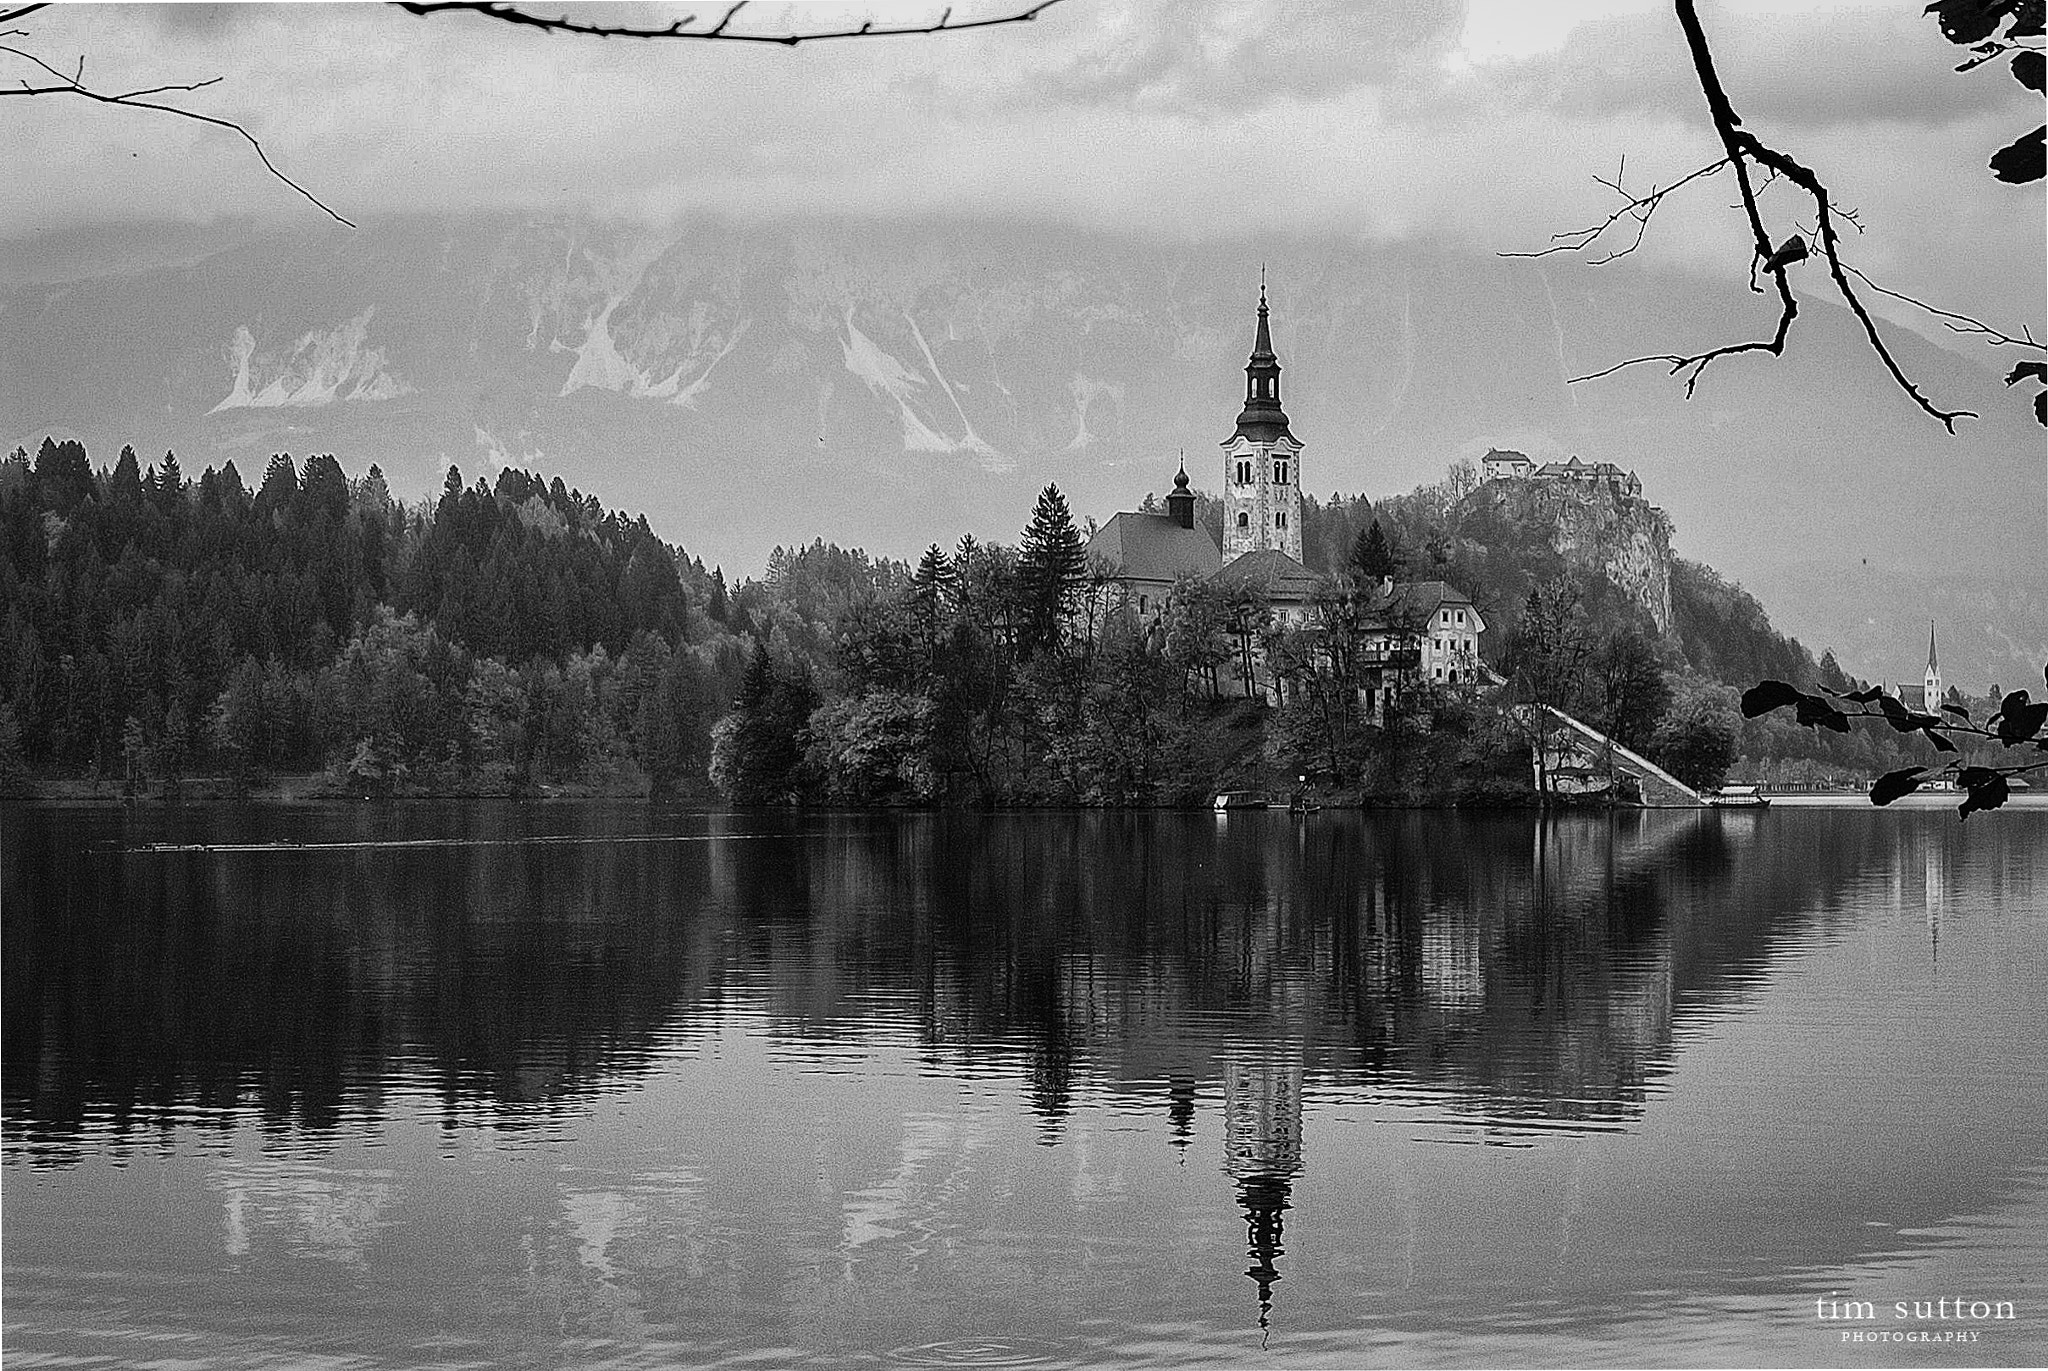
[1482,448,1643,500]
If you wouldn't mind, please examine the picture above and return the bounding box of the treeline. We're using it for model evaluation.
[0,438,868,795]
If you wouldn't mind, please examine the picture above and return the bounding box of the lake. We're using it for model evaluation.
[4,801,2045,1368]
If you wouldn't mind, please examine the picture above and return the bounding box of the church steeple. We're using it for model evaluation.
[1220,273,1305,561]
[1924,620,1941,709]
[1235,275,1292,444]
[1166,456,1196,529]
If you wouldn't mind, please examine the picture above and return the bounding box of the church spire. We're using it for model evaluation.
[1927,620,1939,676]
[1235,275,1291,443]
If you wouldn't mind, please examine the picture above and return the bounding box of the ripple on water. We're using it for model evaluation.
[884,1337,1072,1368]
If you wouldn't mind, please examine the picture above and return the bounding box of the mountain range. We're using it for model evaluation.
[3,213,2042,689]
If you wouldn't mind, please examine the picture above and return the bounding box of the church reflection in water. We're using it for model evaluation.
[1223,1047,1302,1329]
[7,800,2037,1326]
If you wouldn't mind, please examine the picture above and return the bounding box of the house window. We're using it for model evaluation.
[1237,512,1249,528]
[1456,610,1466,625]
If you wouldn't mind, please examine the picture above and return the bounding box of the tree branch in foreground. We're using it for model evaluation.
[1515,0,1989,430]
[1,38,356,227]
[391,0,1064,45]
[1742,677,2048,819]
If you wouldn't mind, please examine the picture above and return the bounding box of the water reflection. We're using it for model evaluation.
[5,801,2045,1360]
[4,804,2001,1157]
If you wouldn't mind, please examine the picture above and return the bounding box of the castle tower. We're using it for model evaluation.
[1221,278,1304,561]
[1924,620,1941,710]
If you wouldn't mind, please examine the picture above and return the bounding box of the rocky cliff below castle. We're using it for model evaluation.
[1479,477,1674,636]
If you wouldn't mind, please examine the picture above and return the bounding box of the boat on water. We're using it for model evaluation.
[1212,791,1269,811]
[1708,784,1770,808]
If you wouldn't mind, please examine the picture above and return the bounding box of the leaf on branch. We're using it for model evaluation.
[1871,766,1927,805]
[1925,729,1959,753]
[1925,0,2021,45]
[1991,125,2046,183]
[1877,693,1941,732]
[1796,695,1853,732]
[1997,699,2048,744]
[1942,701,1973,720]
[1740,680,1803,717]
[2014,0,2045,37]
[1845,685,1886,704]
[1763,234,1809,272]
[1959,772,2011,818]
[2006,360,2048,386]
[2015,49,2045,90]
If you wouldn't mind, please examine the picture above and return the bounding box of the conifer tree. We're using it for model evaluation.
[1017,484,1085,655]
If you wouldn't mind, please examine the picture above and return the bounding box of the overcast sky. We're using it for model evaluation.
[4,0,2042,329]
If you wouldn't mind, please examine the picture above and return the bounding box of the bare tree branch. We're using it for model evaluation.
[1553,0,1976,431]
[1499,156,1729,265]
[0,4,48,23]
[1,39,356,227]
[391,0,1064,46]
[1841,262,2045,353]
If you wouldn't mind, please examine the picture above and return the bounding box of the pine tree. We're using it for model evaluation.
[1349,519,1400,584]
[1017,484,1085,655]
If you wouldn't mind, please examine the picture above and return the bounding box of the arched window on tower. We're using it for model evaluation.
[1236,460,1252,485]
[1273,461,1287,485]
[1237,512,1249,528]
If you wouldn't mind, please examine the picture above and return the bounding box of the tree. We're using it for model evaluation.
[1016,484,1086,657]
[1591,627,1672,753]
[1500,577,1596,798]
[1347,518,1401,585]
[1651,678,1739,791]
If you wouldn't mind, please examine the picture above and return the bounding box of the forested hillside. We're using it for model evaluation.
[0,438,790,793]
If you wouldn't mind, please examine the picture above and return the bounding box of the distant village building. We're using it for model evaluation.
[1483,447,1643,499]
[1889,621,1943,712]
[1085,282,1486,705]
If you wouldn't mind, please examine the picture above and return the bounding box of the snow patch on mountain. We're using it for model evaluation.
[840,308,1012,469]
[553,294,749,408]
[209,309,412,413]
[904,312,1006,472]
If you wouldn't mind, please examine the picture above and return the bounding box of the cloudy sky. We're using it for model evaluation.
[3,0,2042,329]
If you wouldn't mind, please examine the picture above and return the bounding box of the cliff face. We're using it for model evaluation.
[1471,477,1675,636]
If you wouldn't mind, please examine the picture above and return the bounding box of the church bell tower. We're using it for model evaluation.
[1222,276,1304,561]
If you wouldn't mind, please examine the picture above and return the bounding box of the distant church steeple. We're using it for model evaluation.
[1222,276,1305,561]
[1924,620,1941,711]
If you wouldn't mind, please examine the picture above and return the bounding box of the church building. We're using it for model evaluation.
[1086,281,1318,628]
[1085,279,1484,701]
[1890,621,1943,712]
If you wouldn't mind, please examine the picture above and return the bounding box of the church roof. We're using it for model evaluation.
[1088,511,1221,584]
[1218,548,1317,603]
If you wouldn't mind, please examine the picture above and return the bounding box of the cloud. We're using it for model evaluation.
[0,0,2036,336]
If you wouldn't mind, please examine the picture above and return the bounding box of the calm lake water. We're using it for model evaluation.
[4,801,2045,1369]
